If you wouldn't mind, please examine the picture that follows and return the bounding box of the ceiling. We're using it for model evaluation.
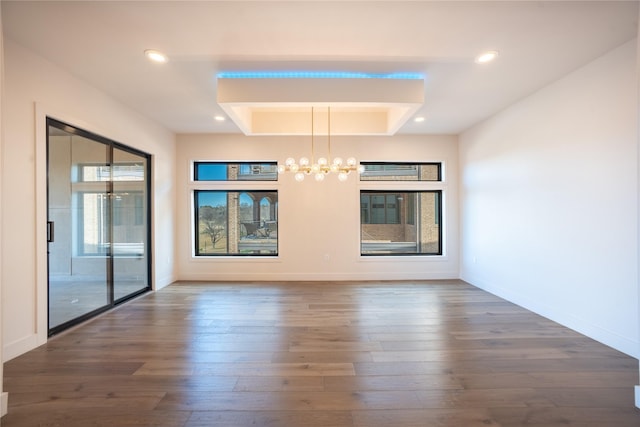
[2,1,638,135]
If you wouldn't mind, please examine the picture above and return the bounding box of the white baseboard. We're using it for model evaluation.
[635,385,640,409]
[177,271,459,282]
[1,391,8,417]
[154,273,176,290]
[3,333,42,362]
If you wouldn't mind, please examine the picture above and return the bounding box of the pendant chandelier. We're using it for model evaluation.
[278,107,364,182]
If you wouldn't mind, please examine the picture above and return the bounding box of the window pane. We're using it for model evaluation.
[407,194,415,225]
[360,162,441,181]
[80,164,110,182]
[79,192,110,255]
[360,195,370,223]
[79,164,145,182]
[360,191,441,255]
[195,190,278,256]
[112,192,145,255]
[195,162,278,181]
[386,194,399,224]
[370,195,386,224]
[134,195,144,225]
[79,191,146,256]
[195,163,227,180]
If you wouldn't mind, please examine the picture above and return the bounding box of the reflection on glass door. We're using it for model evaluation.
[47,119,151,335]
[112,148,149,301]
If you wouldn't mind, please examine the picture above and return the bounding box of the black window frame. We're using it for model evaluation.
[194,189,279,257]
[194,161,278,181]
[360,189,443,256]
[359,162,442,181]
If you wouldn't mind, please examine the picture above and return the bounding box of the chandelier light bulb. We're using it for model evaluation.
[281,106,358,182]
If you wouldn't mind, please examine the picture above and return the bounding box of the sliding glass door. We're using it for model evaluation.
[47,119,151,335]
[112,147,149,301]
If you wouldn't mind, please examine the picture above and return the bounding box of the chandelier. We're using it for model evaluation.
[278,107,364,182]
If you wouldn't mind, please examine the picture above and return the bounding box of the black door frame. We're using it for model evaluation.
[46,117,152,336]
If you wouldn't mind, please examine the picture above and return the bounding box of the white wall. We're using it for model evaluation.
[176,133,459,281]
[1,39,177,361]
[460,40,638,358]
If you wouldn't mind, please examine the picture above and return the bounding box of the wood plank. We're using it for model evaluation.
[2,279,639,427]
[184,410,353,427]
[133,361,356,377]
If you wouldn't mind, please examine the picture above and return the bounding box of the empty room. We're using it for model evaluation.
[0,1,639,426]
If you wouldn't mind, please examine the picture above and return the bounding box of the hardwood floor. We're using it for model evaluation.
[3,280,640,426]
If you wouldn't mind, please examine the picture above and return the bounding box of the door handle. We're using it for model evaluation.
[47,221,54,243]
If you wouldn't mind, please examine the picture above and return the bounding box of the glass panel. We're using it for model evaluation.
[80,164,145,182]
[48,126,110,329]
[360,197,370,224]
[360,162,441,181]
[386,194,399,224]
[361,191,442,255]
[195,162,278,181]
[370,195,386,224]
[195,190,278,255]
[77,192,110,255]
[113,148,149,301]
[48,119,151,335]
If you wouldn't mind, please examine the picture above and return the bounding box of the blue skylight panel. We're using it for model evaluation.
[217,71,424,80]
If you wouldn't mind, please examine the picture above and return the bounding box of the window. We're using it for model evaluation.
[361,191,441,255]
[79,163,145,182]
[195,190,278,256]
[76,162,147,257]
[359,161,443,256]
[194,162,278,181]
[360,162,441,181]
[193,161,278,256]
[361,193,400,224]
[77,191,147,256]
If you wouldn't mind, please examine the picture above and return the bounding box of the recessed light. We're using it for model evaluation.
[144,49,168,63]
[214,115,226,122]
[475,50,499,64]
[414,116,425,123]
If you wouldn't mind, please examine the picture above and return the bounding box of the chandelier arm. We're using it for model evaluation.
[311,106,315,165]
